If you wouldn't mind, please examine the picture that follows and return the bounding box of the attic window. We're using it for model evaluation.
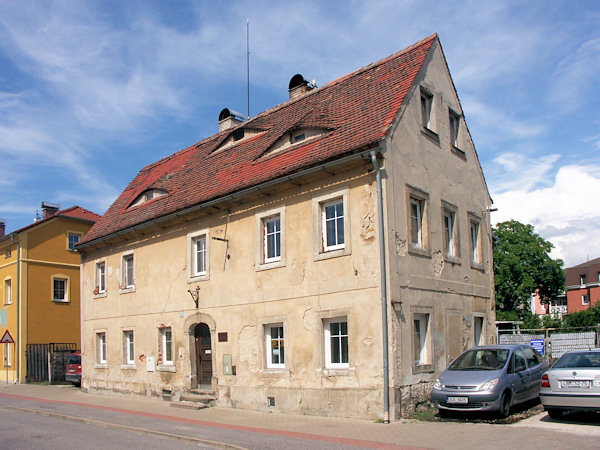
[233,129,245,141]
[292,132,306,143]
[131,188,168,208]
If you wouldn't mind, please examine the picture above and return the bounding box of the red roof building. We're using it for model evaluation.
[565,257,600,313]
[78,35,494,420]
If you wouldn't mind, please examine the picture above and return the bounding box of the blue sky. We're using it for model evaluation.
[0,0,598,267]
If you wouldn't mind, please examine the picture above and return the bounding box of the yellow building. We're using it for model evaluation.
[0,203,100,383]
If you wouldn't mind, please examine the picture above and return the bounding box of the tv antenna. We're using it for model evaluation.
[246,18,250,119]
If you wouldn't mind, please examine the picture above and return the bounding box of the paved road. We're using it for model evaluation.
[1,384,600,449]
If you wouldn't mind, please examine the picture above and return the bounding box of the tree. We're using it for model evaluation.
[493,220,564,315]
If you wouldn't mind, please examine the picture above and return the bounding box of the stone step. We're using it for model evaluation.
[179,393,215,404]
[169,400,209,410]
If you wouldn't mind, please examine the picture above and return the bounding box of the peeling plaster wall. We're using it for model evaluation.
[384,41,495,419]
[80,165,387,420]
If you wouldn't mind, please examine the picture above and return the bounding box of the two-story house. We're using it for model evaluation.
[77,34,495,420]
[0,203,100,382]
[565,257,600,313]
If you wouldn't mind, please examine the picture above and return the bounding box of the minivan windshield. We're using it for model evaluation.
[449,349,509,371]
[553,352,600,369]
[67,355,81,365]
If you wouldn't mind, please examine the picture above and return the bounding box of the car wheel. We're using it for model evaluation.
[498,392,511,418]
[546,408,562,419]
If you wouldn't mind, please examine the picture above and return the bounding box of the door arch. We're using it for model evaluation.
[184,312,215,389]
[194,323,213,386]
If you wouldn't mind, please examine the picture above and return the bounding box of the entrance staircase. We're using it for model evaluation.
[169,388,216,410]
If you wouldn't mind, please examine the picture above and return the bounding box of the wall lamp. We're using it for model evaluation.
[188,286,200,309]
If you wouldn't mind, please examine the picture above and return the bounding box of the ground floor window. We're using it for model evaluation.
[96,332,106,364]
[161,327,173,364]
[413,313,431,366]
[265,323,284,369]
[324,318,348,368]
[124,330,134,365]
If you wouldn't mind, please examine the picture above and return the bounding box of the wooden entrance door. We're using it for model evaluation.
[194,323,212,386]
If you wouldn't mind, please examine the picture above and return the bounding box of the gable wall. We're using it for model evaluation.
[383,42,495,417]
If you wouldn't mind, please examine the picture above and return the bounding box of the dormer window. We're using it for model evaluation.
[232,129,245,141]
[292,132,306,143]
[130,189,168,208]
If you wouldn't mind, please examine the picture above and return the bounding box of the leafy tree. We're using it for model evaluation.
[493,220,564,314]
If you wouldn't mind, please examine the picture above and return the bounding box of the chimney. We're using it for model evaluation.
[0,219,5,237]
[42,201,61,219]
[288,74,314,100]
[218,108,245,132]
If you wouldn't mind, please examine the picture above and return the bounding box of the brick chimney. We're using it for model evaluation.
[288,74,314,100]
[218,108,245,132]
[0,219,5,237]
[42,202,61,219]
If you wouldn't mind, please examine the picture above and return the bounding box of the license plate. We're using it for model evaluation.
[447,396,468,404]
[561,380,590,388]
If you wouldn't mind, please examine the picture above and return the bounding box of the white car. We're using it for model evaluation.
[540,349,600,418]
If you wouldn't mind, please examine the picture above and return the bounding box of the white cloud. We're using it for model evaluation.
[492,164,600,267]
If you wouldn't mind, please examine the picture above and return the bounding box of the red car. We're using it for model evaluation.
[65,352,81,386]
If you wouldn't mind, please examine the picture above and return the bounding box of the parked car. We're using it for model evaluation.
[65,351,81,386]
[540,349,600,418]
[431,344,548,417]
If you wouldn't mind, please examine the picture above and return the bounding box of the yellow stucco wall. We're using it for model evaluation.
[0,239,18,383]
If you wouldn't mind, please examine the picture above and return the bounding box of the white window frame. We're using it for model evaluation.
[449,109,460,148]
[4,278,11,305]
[313,188,351,261]
[52,276,69,303]
[255,207,286,270]
[413,312,432,367]
[124,330,135,365]
[323,317,349,369]
[121,251,135,291]
[473,315,485,346]
[469,215,483,267]
[580,274,587,286]
[265,323,285,369]
[322,198,345,251]
[263,215,282,264]
[95,261,106,295]
[442,203,459,260]
[161,327,173,365]
[421,89,433,130]
[67,232,82,251]
[187,229,210,282]
[406,187,429,255]
[97,332,106,364]
[582,294,589,305]
[410,197,424,247]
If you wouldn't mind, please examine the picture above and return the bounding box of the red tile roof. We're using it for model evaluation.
[81,34,437,245]
[0,206,100,240]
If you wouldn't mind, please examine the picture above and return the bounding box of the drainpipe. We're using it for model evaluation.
[10,233,20,383]
[370,150,390,423]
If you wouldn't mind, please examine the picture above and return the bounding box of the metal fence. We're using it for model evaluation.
[498,328,599,360]
[26,343,77,383]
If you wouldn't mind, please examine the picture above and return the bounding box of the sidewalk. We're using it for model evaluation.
[1,383,599,449]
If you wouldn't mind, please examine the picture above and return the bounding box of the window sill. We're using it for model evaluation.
[120,364,136,370]
[94,363,108,369]
[256,259,286,272]
[52,299,70,304]
[188,273,209,284]
[470,261,485,272]
[119,286,136,294]
[157,364,176,373]
[451,145,466,160]
[93,292,107,299]
[408,245,431,258]
[444,255,461,266]
[314,246,351,262]
[413,363,434,374]
[421,127,440,144]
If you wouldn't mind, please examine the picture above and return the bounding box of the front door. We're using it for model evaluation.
[194,323,212,386]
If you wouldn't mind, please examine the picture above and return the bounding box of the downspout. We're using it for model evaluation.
[370,150,390,423]
[10,233,20,383]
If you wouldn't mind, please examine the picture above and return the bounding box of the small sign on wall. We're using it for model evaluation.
[146,355,155,372]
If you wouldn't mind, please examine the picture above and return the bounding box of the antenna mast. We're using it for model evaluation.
[246,18,250,119]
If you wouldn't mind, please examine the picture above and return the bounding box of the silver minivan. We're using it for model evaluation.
[431,344,548,417]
